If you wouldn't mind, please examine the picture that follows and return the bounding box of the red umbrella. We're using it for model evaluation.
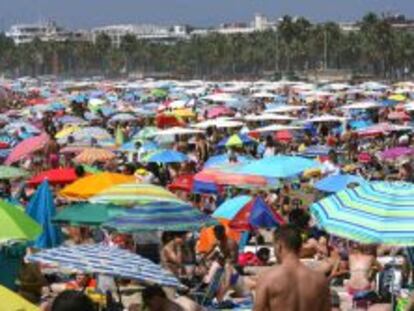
[229,196,285,231]
[168,174,194,192]
[26,98,47,105]
[274,130,293,143]
[5,133,49,165]
[28,167,79,186]
[156,114,184,128]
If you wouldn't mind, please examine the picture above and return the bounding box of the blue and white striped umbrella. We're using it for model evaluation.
[27,244,181,288]
[311,181,414,246]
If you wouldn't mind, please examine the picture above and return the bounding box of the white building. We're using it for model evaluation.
[91,24,189,47]
[6,21,87,45]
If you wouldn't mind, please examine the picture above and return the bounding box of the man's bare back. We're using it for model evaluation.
[254,260,331,311]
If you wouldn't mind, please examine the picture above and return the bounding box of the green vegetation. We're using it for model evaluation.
[1,13,414,79]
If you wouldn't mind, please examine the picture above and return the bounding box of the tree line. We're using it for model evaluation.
[0,13,414,79]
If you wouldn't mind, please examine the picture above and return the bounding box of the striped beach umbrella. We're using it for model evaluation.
[73,148,115,164]
[27,244,181,288]
[311,181,414,246]
[103,201,217,232]
[89,183,183,206]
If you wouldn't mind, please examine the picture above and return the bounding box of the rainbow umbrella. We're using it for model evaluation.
[5,133,49,165]
[311,181,414,246]
[89,183,183,206]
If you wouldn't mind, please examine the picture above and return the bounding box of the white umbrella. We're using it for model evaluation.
[244,113,296,122]
[153,127,204,137]
[252,124,303,133]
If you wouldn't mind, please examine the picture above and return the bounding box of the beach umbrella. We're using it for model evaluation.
[109,113,136,123]
[103,201,216,232]
[379,147,414,161]
[53,203,125,226]
[314,174,366,193]
[151,88,168,98]
[0,200,41,242]
[55,124,80,140]
[27,244,181,288]
[147,149,188,163]
[212,195,252,220]
[206,106,234,119]
[27,167,78,186]
[133,127,158,141]
[197,219,240,253]
[217,134,256,148]
[60,173,135,200]
[195,168,269,187]
[89,183,182,206]
[0,166,28,179]
[168,174,194,193]
[311,181,414,246]
[302,145,332,157]
[233,155,320,178]
[204,154,252,168]
[71,126,112,142]
[26,181,61,248]
[0,285,39,311]
[5,133,49,165]
[58,115,86,125]
[229,196,284,231]
[73,148,115,164]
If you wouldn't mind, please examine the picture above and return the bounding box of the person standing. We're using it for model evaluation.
[254,225,331,311]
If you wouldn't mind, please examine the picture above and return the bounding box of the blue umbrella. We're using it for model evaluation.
[314,174,366,193]
[147,150,188,163]
[26,181,61,248]
[27,243,181,288]
[232,155,320,178]
[204,154,252,168]
[302,145,332,157]
[103,202,217,232]
[212,195,252,219]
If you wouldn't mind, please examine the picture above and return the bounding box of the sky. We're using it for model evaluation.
[0,0,413,30]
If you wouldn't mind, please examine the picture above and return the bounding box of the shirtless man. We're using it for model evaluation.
[254,225,331,311]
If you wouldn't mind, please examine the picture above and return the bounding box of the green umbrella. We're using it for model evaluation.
[0,166,28,179]
[81,164,102,174]
[53,203,126,226]
[133,127,158,141]
[150,88,168,98]
[0,200,41,241]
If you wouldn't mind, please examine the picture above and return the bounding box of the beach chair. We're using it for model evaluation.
[191,267,225,306]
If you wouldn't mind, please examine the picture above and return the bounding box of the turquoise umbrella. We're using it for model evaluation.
[311,181,414,246]
[232,155,320,178]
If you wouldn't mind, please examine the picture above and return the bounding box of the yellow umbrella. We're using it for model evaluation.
[171,108,196,118]
[0,285,39,311]
[60,172,135,200]
[73,148,115,164]
[389,94,407,102]
[55,124,80,139]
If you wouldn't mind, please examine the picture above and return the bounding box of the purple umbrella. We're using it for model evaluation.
[379,147,414,161]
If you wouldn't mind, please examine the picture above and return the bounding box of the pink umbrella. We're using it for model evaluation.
[5,133,50,165]
[388,111,410,121]
[379,147,414,161]
[206,106,234,119]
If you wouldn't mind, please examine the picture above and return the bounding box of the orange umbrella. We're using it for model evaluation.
[196,219,240,254]
[74,148,115,164]
[59,172,135,200]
